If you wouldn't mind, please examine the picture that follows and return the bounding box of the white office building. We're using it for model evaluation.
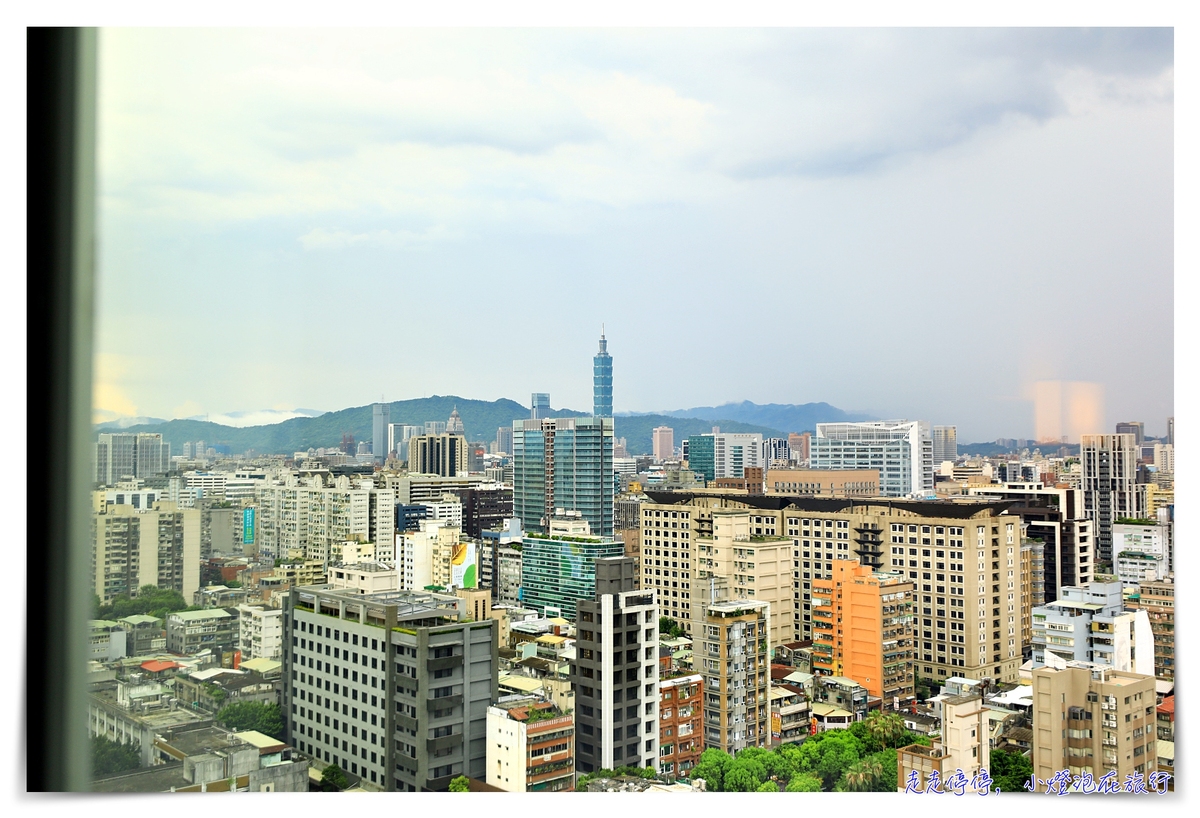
[811,420,933,497]
[1031,582,1154,676]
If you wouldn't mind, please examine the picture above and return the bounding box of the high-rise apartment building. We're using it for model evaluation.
[91,502,201,604]
[283,586,498,791]
[652,426,674,462]
[787,432,811,464]
[684,433,763,483]
[408,433,468,477]
[254,481,394,564]
[1030,664,1157,789]
[932,425,958,465]
[486,696,575,791]
[694,510,793,649]
[967,482,1093,602]
[569,557,659,774]
[811,420,933,498]
[638,491,1021,685]
[512,416,614,537]
[593,331,612,418]
[762,437,792,467]
[1081,434,1143,563]
[94,433,171,485]
[1128,580,1174,680]
[810,560,915,706]
[690,578,770,754]
[531,393,550,420]
[1166,417,1173,446]
[452,484,514,538]
[372,402,390,462]
[520,519,624,619]
[495,425,514,455]
[1115,421,1145,446]
[1031,581,1154,676]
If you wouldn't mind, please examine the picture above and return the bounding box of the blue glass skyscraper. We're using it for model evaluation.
[593,329,612,418]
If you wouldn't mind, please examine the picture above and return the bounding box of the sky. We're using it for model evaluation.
[92,27,1174,441]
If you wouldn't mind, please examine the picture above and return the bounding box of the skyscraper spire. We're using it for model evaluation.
[593,328,612,418]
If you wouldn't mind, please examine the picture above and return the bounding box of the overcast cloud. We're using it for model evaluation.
[93,28,1173,441]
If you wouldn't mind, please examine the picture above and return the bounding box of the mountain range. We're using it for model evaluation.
[620,401,875,434]
[94,397,869,457]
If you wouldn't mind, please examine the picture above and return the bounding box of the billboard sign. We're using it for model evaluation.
[243,507,255,545]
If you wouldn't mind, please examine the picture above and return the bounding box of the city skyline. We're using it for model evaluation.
[93,28,1173,442]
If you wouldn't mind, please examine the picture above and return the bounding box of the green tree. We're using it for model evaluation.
[320,763,350,791]
[794,730,863,790]
[785,773,823,792]
[690,747,732,791]
[864,711,908,750]
[723,755,768,792]
[756,780,780,792]
[215,701,283,740]
[91,735,141,777]
[658,617,685,638]
[449,775,470,792]
[840,754,885,791]
[989,749,1033,793]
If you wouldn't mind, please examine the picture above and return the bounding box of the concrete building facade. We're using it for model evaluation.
[569,557,660,774]
[283,586,498,791]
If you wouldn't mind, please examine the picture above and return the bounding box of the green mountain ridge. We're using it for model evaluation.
[98,396,787,457]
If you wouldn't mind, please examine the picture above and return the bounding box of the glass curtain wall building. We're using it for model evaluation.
[512,416,615,537]
[520,533,625,619]
[593,331,612,418]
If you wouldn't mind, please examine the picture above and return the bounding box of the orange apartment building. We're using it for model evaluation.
[811,560,915,706]
[658,673,703,779]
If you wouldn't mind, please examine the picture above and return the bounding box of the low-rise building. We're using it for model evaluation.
[166,608,240,657]
[770,685,811,746]
[89,620,128,662]
[92,725,309,793]
[116,614,166,656]
[485,696,575,792]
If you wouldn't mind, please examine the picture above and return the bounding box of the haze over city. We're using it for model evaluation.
[93,28,1173,441]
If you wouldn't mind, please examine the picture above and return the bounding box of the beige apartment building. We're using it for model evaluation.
[639,490,1022,685]
[1031,664,1157,789]
[897,693,988,790]
[690,581,771,754]
[765,468,879,497]
[695,510,793,648]
[91,502,201,604]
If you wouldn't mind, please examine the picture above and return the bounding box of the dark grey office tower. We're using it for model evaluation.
[569,557,659,775]
[283,586,497,791]
[1115,421,1144,447]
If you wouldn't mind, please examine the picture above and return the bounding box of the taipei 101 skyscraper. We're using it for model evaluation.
[593,327,612,418]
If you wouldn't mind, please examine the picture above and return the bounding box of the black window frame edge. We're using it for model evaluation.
[27,26,97,793]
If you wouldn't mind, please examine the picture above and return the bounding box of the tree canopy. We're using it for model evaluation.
[95,585,195,621]
[449,775,470,792]
[989,749,1033,794]
[215,701,284,741]
[659,617,686,638]
[91,735,141,777]
[320,763,350,791]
